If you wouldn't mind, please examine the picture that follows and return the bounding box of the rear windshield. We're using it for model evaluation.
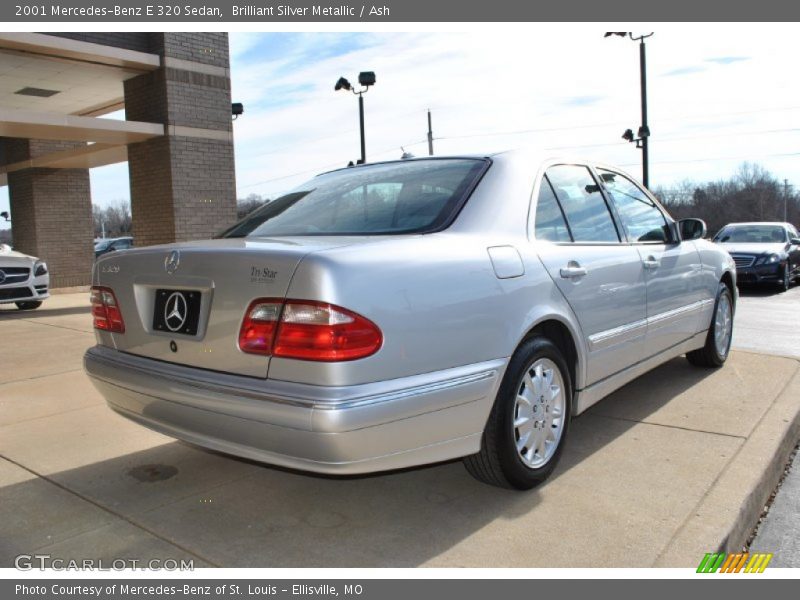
[713,225,787,243]
[221,158,488,238]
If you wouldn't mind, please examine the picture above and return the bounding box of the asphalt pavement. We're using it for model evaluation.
[731,284,800,359]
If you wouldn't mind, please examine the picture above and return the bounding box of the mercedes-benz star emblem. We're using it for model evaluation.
[164,250,180,274]
[164,292,188,332]
[0,270,6,284]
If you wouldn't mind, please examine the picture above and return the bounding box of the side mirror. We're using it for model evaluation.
[679,218,707,241]
[790,237,800,245]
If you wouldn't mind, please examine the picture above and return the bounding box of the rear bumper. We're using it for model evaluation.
[84,345,504,474]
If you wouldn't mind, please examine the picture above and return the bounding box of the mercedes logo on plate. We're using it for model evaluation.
[164,292,188,332]
[0,270,5,284]
[164,250,180,274]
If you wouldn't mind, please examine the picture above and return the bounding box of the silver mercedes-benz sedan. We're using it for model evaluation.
[84,151,737,489]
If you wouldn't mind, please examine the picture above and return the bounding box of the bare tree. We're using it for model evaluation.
[655,162,797,236]
[237,193,269,219]
[93,201,132,238]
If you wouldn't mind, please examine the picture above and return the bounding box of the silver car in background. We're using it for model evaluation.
[84,151,737,489]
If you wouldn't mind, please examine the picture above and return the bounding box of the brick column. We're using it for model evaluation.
[5,139,94,288]
[124,33,237,246]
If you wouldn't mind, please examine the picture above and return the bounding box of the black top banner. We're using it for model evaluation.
[4,0,800,22]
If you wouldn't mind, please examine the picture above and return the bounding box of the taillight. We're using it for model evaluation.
[90,286,125,333]
[238,299,283,356]
[239,299,382,361]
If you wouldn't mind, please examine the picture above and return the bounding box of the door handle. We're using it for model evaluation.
[643,256,660,270]
[560,261,588,279]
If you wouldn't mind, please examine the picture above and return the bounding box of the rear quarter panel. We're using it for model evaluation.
[270,233,583,387]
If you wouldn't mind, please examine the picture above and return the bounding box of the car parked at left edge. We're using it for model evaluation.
[0,244,49,310]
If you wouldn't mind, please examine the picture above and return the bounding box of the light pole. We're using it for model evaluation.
[784,179,790,222]
[606,32,654,188]
[335,72,376,164]
[427,109,434,156]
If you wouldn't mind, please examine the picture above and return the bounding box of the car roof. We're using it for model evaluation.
[720,222,789,227]
[314,149,600,178]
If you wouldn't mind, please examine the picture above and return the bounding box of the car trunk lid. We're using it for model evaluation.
[94,237,358,378]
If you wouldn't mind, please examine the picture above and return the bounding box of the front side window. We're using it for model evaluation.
[545,165,620,242]
[533,175,572,242]
[598,169,669,243]
[220,159,487,238]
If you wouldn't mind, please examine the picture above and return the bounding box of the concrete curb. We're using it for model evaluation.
[51,285,90,295]
[655,361,800,565]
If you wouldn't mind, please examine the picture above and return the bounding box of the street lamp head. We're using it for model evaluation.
[604,32,629,38]
[358,71,376,87]
[622,128,635,142]
[637,125,651,138]
[334,77,352,91]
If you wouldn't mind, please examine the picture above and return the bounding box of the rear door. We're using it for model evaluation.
[596,167,706,356]
[532,164,647,386]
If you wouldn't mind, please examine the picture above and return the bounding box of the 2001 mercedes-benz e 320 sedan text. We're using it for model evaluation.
[85,151,737,489]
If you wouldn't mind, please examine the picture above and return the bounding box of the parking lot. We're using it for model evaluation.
[1,286,799,568]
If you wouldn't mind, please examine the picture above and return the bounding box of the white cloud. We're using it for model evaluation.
[228,27,800,200]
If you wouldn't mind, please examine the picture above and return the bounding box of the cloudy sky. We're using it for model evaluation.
[2,25,800,216]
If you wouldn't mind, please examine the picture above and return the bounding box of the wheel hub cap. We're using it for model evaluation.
[513,358,565,469]
[714,293,733,357]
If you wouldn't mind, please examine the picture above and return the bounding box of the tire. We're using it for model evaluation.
[464,337,572,490]
[686,282,733,368]
[15,301,43,310]
[778,266,790,292]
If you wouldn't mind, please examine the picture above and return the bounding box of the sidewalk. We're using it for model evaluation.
[1,293,799,567]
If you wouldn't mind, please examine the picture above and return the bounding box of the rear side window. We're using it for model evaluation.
[599,169,669,243]
[546,165,620,242]
[534,176,572,242]
[220,159,488,237]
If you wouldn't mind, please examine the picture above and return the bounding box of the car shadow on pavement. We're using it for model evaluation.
[736,285,791,298]
[0,356,725,568]
[0,305,90,319]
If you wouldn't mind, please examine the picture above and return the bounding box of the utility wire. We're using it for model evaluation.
[618,150,800,169]
[239,139,428,190]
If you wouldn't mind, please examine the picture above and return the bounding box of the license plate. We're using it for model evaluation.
[152,289,201,336]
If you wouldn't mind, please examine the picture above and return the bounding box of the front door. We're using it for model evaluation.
[597,168,706,356]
